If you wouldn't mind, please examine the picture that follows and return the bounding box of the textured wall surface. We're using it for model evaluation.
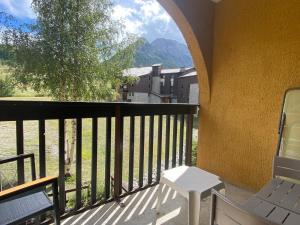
[161,0,300,190]
[198,0,300,190]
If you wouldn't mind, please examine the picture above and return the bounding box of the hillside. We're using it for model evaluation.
[134,38,193,68]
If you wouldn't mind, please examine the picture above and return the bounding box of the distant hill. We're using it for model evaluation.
[134,38,193,68]
[0,39,194,70]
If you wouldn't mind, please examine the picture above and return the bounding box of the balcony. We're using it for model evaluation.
[62,185,200,225]
[0,100,199,224]
[60,183,252,225]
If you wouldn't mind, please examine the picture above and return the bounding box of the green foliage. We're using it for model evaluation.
[1,0,139,101]
[65,176,76,184]
[66,193,76,209]
[0,45,12,62]
[66,182,105,209]
[0,76,14,97]
[122,74,139,86]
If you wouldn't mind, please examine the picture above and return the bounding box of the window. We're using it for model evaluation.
[170,77,174,87]
[160,76,165,86]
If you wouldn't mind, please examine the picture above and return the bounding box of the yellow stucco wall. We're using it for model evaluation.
[198,0,300,191]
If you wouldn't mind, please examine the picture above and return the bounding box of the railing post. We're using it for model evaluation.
[165,115,170,169]
[128,116,135,191]
[114,105,123,198]
[16,120,25,185]
[156,115,163,182]
[185,113,193,166]
[148,115,154,184]
[76,118,82,210]
[58,119,65,213]
[172,115,178,168]
[179,115,185,165]
[105,117,112,200]
[39,119,46,178]
[91,117,98,204]
[139,116,145,187]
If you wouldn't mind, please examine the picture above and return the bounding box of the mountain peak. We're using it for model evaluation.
[134,38,193,69]
[151,38,184,45]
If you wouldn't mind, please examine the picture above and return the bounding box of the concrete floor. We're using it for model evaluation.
[61,183,253,225]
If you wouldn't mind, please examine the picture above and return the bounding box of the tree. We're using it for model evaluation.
[0,76,14,97]
[1,0,140,176]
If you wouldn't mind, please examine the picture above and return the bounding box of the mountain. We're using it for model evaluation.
[134,38,193,68]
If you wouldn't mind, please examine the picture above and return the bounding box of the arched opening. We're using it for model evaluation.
[158,0,214,106]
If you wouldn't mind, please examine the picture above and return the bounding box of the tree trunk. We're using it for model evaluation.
[57,82,74,177]
[64,119,77,177]
[65,120,70,176]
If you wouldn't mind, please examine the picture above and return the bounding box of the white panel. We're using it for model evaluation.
[128,92,150,103]
[151,77,161,94]
[189,83,199,104]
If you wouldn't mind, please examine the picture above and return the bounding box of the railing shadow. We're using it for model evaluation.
[62,185,193,225]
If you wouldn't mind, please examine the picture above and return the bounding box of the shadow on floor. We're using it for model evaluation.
[61,182,252,225]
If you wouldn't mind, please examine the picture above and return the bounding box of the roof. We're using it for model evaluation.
[161,67,195,74]
[123,66,196,77]
[152,64,162,67]
[161,68,182,74]
[123,67,152,77]
[178,71,197,78]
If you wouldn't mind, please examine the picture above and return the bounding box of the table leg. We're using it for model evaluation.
[188,191,201,225]
[156,182,164,214]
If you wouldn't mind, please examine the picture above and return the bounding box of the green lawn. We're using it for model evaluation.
[0,96,198,208]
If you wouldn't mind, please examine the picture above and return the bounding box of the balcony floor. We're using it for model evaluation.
[61,183,252,225]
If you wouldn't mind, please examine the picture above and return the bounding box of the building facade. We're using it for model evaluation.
[121,64,198,103]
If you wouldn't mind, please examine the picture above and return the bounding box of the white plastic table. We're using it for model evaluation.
[156,166,224,225]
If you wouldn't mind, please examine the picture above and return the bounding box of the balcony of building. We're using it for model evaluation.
[0,0,299,224]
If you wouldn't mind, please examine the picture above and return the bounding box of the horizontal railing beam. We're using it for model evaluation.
[0,101,198,121]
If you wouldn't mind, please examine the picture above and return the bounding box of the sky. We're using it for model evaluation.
[0,0,186,44]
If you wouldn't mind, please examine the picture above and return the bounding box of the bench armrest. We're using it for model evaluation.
[0,176,58,201]
[0,153,37,180]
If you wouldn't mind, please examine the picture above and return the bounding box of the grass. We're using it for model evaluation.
[0,96,198,209]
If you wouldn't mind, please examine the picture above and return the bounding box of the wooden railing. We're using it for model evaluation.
[0,101,198,214]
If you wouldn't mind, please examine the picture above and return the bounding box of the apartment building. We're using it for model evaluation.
[121,64,198,103]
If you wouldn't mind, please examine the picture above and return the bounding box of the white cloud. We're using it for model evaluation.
[0,0,35,19]
[0,0,183,42]
[134,0,171,23]
[112,0,172,37]
[112,4,136,21]
[112,4,144,35]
